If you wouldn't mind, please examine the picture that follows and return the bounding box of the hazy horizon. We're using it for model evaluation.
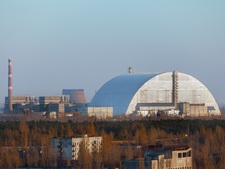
[0,1,225,104]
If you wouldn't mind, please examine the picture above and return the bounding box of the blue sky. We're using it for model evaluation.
[0,0,225,104]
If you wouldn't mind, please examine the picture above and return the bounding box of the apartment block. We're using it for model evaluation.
[50,135,102,160]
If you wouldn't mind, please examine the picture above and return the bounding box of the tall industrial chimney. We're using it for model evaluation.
[8,59,13,112]
[172,70,178,109]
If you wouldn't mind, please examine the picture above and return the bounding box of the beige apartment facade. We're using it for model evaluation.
[145,146,192,169]
[51,135,102,160]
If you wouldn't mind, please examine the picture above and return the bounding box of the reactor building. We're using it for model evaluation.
[89,71,221,117]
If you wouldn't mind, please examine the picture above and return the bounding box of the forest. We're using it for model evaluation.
[0,118,225,168]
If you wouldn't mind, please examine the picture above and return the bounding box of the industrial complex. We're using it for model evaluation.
[2,59,221,118]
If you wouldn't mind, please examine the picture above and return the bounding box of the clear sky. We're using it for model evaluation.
[0,0,225,105]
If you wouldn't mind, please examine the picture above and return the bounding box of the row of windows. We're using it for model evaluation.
[72,141,101,146]
[178,151,191,158]
[72,147,100,152]
[168,167,192,169]
[166,167,192,169]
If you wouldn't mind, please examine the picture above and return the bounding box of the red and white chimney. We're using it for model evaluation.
[8,59,13,112]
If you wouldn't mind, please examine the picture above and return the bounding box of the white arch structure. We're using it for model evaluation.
[90,72,220,116]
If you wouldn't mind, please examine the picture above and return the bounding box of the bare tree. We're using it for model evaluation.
[77,142,92,169]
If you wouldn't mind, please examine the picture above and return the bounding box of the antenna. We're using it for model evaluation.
[128,67,133,74]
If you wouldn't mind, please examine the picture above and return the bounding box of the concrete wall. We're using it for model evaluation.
[87,107,113,119]
[178,102,209,116]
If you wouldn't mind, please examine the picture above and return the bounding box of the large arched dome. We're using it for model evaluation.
[90,72,221,116]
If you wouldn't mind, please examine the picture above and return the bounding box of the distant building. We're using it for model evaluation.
[48,103,65,115]
[66,103,88,115]
[90,71,221,116]
[39,96,69,112]
[50,135,102,160]
[62,89,86,104]
[87,107,113,119]
[145,145,192,169]
[178,102,209,117]
[4,96,36,113]
[123,145,192,169]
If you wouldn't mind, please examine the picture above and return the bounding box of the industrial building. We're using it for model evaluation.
[4,59,88,116]
[4,96,37,113]
[87,107,113,119]
[5,96,34,107]
[4,59,39,114]
[39,95,69,112]
[90,71,221,116]
[50,135,102,160]
[62,89,86,104]
[3,58,220,118]
[4,94,87,117]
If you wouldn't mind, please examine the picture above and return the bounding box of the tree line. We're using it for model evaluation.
[0,119,225,168]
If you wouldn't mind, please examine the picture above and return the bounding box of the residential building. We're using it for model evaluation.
[123,145,192,169]
[145,145,192,169]
[50,135,102,160]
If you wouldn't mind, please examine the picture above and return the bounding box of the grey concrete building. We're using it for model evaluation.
[39,96,69,112]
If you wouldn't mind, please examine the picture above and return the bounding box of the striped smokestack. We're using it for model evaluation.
[8,59,13,112]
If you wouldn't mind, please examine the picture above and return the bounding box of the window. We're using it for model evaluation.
[188,151,191,157]
[183,152,187,157]
[178,153,182,158]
